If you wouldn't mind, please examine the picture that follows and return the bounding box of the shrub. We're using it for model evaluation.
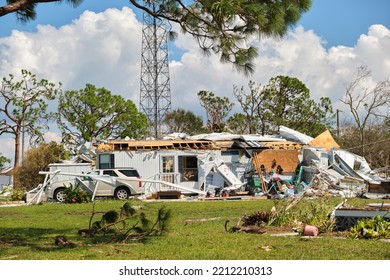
[13,141,67,191]
[63,184,91,204]
[348,215,390,239]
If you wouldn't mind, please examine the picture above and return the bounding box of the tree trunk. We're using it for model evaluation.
[360,129,365,157]
[13,128,21,169]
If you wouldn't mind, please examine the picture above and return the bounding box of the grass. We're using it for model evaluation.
[0,197,389,260]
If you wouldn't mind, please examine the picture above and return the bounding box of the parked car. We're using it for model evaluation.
[45,168,143,202]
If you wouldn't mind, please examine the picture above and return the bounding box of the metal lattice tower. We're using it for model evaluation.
[139,1,172,138]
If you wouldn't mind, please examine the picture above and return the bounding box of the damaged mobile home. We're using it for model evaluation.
[30,126,388,204]
[94,132,302,197]
[90,126,389,199]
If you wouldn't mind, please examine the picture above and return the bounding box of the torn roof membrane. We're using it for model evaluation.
[278,126,314,144]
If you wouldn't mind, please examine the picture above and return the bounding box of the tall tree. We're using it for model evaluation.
[233,80,270,135]
[340,66,390,156]
[1,0,312,74]
[233,77,334,136]
[0,69,61,168]
[163,108,205,135]
[262,76,334,136]
[58,84,148,146]
[197,90,233,133]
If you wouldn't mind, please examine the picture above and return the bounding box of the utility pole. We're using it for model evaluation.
[139,0,172,138]
[336,109,341,137]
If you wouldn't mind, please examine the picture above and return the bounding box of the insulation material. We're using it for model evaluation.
[308,130,340,152]
[302,147,328,168]
[252,149,299,174]
[278,126,313,144]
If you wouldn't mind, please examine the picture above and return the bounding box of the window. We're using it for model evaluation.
[118,169,140,177]
[103,170,117,177]
[99,154,115,169]
[162,156,174,173]
[221,150,240,162]
[179,156,198,182]
[161,156,175,183]
[221,150,239,156]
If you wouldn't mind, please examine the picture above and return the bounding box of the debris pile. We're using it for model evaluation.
[279,128,390,199]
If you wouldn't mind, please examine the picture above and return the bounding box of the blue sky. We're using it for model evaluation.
[299,0,390,47]
[1,0,390,48]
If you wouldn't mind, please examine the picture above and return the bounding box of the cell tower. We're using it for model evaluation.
[139,1,172,138]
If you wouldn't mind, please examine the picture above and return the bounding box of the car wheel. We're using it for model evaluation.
[114,187,130,200]
[54,188,66,203]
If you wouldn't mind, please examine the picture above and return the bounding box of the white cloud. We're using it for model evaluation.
[44,131,62,144]
[0,7,142,100]
[1,8,390,163]
[0,138,15,167]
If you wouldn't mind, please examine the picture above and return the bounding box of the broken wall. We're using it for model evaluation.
[252,149,299,174]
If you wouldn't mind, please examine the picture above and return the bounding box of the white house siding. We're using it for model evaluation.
[98,148,252,193]
[109,150,204,193]
[110,151,159,180]
[48,163,92,183]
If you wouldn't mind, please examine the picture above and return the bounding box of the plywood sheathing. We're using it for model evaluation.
[252,149,299,174]
[308,130,340,152]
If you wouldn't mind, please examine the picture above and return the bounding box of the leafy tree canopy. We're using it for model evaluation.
[262,75,334,136]
[226,113,250,134]
[163,108,206,135]
[58,83,148,145]
[1,0,312,75]
[233,77,334,136]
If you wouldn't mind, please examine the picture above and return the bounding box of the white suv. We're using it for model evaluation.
[46,168,143,202]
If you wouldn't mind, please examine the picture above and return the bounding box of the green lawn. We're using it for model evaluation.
[0,197,389,260]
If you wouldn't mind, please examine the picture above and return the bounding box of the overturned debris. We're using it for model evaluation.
[225,219,267,234]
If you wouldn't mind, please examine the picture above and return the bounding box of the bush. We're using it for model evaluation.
[13,141,67,191]
[348,215,390,239]
[10,188,27,201]
[0,187,27,202]
[63,184,91,204]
